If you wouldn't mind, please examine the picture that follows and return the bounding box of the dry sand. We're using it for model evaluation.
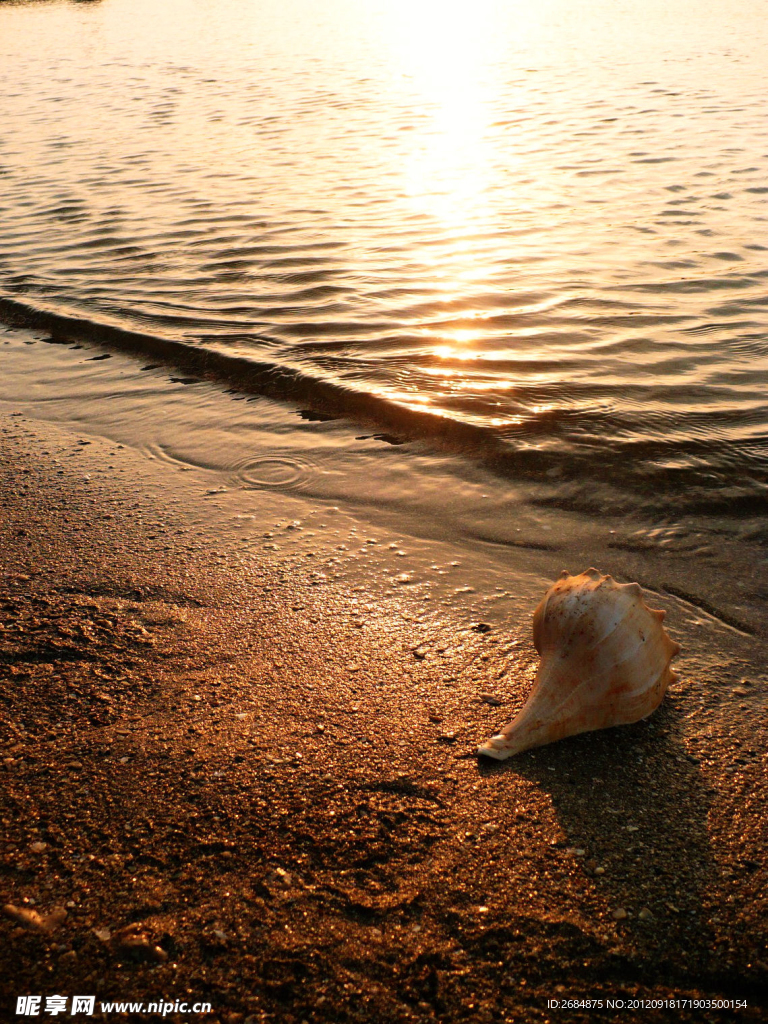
[1,410,766,1024]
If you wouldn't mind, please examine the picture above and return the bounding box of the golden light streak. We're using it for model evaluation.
[372,1,547,415]
[382,0,510,231]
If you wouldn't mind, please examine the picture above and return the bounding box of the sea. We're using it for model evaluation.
[1,0,767,633]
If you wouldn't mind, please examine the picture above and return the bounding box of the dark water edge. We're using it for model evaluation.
[2,294,767,524]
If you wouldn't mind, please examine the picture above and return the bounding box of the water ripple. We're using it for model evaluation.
[1,0,767,518]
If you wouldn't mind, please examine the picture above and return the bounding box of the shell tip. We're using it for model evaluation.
[477,735,513,761]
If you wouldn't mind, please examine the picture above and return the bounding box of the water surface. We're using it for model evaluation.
[1,0,767,522]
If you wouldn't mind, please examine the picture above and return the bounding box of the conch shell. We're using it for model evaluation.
[478,568,680,760]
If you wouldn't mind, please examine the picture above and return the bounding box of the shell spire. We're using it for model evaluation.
[478,568,680,760]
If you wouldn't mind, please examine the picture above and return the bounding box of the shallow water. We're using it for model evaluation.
[3,320,767,643]
[1,0,767,521]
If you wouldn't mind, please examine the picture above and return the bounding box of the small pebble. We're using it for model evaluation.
[117,936,168,962]
[612,908,628,921]
[3,904,47,932]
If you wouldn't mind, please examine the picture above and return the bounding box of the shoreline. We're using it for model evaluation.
[1,410,766,1023]
[2,316,766,643]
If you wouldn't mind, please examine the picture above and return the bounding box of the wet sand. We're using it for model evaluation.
[1,411,766,1024]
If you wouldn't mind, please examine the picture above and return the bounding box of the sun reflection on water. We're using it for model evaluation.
[383,0,512,230]
[377,0,536,414]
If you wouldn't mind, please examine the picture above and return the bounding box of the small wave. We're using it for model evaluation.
[0,293,493,449]
[2,293,767,521]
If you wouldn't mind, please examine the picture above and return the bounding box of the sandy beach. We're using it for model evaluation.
[1,408,766,1024]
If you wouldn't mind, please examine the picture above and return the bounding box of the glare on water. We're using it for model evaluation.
[0,0,767,517]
